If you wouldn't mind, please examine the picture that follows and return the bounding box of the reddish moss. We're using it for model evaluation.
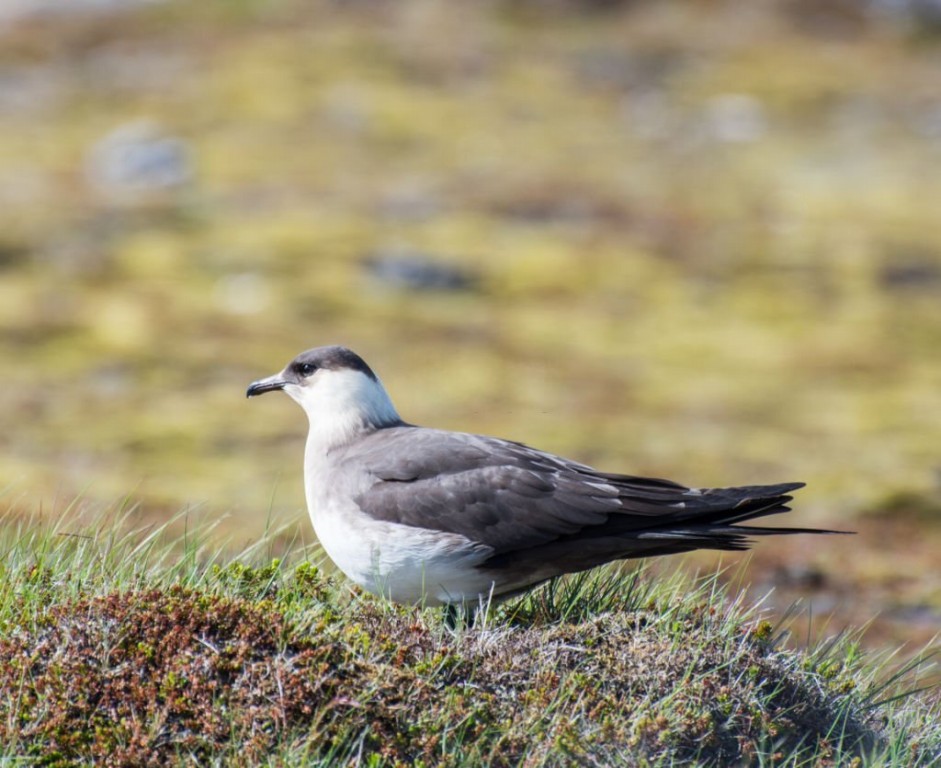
[0,587,350,765]
[0,588,889,766]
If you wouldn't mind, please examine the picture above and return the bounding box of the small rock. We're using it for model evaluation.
[880,262,941,290]
[85,120,193,201]
[880,253,941,291]
[363,249,477,293]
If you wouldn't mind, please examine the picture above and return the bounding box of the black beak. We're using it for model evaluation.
[246,374,287,398]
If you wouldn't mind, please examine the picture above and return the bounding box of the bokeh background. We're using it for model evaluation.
[1,0,939,655]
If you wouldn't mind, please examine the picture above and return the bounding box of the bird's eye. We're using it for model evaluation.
[298,362,317,377]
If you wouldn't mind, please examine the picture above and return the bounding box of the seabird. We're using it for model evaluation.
[247,345,837,621]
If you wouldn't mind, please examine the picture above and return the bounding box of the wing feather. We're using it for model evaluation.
[333,426,811,562]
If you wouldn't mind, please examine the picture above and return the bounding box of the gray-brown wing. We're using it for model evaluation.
[334,426,766,556]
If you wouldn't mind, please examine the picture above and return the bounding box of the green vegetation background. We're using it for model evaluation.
[1,0,939,648]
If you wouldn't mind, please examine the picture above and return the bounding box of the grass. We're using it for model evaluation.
[1,506,938,766]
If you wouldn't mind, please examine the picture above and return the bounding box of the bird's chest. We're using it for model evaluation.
[307,498,380,588]
[304,482,493,606]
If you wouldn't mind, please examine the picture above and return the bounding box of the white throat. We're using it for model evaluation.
[286,369,400,456]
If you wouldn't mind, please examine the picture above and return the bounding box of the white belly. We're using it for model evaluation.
[309,499,497,606]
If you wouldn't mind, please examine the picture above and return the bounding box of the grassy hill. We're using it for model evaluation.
[1,509,937,766]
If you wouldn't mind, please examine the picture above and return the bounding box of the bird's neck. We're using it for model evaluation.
[303,412,380,460]
[299,372,402,460]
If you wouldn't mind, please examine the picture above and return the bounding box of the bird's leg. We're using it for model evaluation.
[444,603,459,630]
[443,602,476,630]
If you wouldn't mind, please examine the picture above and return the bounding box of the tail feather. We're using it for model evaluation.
[632,480,848,550]
[481,479,850,589]
[576,478,848,548]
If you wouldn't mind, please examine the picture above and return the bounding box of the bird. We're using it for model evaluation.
[247,345,838,624]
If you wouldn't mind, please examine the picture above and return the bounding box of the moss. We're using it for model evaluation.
[0,587,347,764]
[0,574,911,766]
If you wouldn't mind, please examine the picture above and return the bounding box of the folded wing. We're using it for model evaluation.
[337,426,831,579]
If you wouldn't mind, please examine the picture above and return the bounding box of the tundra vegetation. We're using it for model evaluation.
[0,508,938,766]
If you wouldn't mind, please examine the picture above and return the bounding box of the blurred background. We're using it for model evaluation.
[0,0,939,654]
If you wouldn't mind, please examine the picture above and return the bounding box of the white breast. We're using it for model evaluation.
[308,497,497,606]
[303,447,496,606]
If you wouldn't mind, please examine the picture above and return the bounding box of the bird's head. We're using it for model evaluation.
[247,345,401,437]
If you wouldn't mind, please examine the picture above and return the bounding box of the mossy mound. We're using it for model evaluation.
[0,577,897,767]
